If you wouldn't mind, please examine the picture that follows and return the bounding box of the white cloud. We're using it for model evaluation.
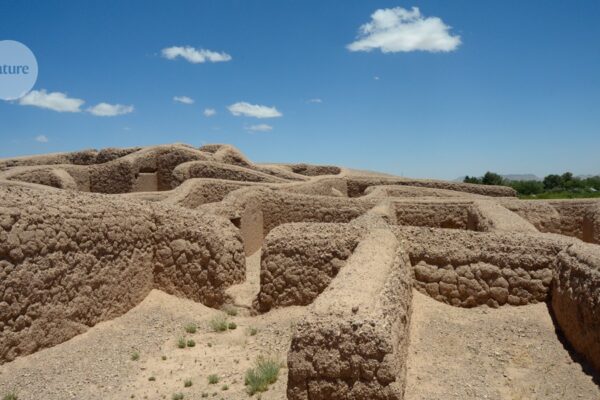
[307,98,323,103]
[374,76,380,80]
[161,46,232,63]
[35,135,48,143]
[174,96,194,104]
[228,102,282,119]
[203,108,216,117]
[87,103,134,117]
[246,124,273,132]
[18,90,84,112]
[347,7,461,53]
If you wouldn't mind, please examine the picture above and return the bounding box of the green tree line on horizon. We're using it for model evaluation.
[463,172,600,199]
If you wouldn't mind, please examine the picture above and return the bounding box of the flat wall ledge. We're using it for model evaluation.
[552,243,600,372]
[287,229,412,400]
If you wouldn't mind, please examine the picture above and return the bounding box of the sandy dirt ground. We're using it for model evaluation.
[405,291,600,400]
[0,252,305,400]
[1,266,599,399]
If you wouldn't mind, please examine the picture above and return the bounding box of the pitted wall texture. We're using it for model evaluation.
[254,223,365,312]
[287,229,412,400]
[172,161,286,185]
[0,183,245,363]
[551,243,600,372]
[346,177,516,198]
[393,227,567,307]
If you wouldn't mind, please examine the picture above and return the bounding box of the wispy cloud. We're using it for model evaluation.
[307,98,323,104]
[246,124,273,132]
[203,108,216,117]
[347,7,461,53]
[35,135,48,143]
[87,103,134,117]
[228,102,282,119]
[174,96,194,104]
[18,90,84,112]
[161,46,232,63]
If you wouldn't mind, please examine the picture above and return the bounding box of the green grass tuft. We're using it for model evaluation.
[222,304,238,316]
[171,393,184,400]
[131,351,140,361]
[184,323,197,334]
[209,315,228,332]
[228,322,237,330]
[187,339,195,347]
[208,374,220,384]
[184,378,192,387]
[177,337,186,349]
[3,393,18,400]
[244,356,281,395]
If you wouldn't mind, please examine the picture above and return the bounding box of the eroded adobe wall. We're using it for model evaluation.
[206,187,376,238]
[363,184,486,199]
[287,228,412,400]
[172,161,286,186]
[393,227,569,307]
[346,177,516,198]
[547,200,600,243]
[0,147,141,172]
[254,223,365,312]
[393,201,479,230]
[498,199,562,233]
[0,182,245,363]
[473,200,539,233]
[6,168,78,190]
[552,243,600,372]
[583,204,600,244]
[287,163,342,176]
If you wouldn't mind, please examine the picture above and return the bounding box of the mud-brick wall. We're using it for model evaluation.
[547,200,600,242]
[552,243,600,373]
[287,229,412,400]
[394,227,569,307]
[254,223,364,312]
[0,183,245,363]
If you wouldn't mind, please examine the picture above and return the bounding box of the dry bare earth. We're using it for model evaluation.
[0,253,305,400]
[405,291,600,400]
[2,289,598,399]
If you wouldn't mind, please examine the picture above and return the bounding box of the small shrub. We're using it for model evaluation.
[148,376,156,382]
[131,351,140,361]
[245,356,281,395]
[208,374,219,384]
[221,384,229,391]
[172,393,184,400]
[184,379,192,387]
[177,337,186,349]
[209,315,228,332]
[201,393,208,398]
[3,393,17,400]
[184,323,197,334]
[228,322,237,330]
[248,327,258,336]
[222,304,238,316]
[187,339,195,347]
[162,355,167,360]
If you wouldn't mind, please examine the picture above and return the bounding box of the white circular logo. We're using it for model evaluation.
[0,40,38,100]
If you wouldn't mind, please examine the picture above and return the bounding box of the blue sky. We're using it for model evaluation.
[1,0,599,179]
